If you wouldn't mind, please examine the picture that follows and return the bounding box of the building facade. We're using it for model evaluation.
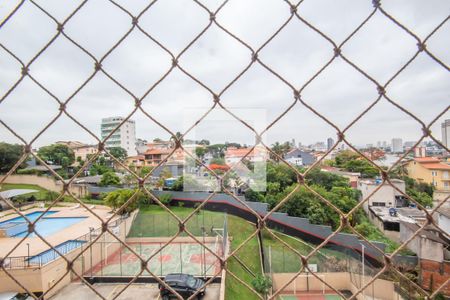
[405,157,450,191]
[284,148,316,166]
[100,117,136,155]
[441,119,450,149]
[391,138,403,153]
[358,179,407,210]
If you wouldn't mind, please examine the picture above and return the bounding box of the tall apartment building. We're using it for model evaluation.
[442,119,450,149]
[391,138,403,153]
[101,117,136,155]
[327,137,334,150]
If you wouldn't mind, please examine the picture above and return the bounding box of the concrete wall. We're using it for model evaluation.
[400,224,443,262]
[272,272,401,300]
[438,213,450,234]
[367,208,400,242]
[272,272,350,292]
[0,266,42,294]
[358,180,405,207]
[0,174,88,198]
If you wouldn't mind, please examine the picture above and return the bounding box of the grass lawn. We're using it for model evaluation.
[129,205,262,300]
[262,229,350,273]
[0,183,104,206]
[0,183,50,201]
[128,205,227,237]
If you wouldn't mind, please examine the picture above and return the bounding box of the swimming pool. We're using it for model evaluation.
[0,211,87,237]
[28,240,86,265]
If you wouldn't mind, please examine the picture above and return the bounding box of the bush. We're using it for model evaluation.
[159,193,172,205]
[103,189,139,214]
[251,274,272,299]
[99,171,121,186]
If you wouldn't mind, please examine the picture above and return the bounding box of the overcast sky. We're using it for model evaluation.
[0,0,449,149]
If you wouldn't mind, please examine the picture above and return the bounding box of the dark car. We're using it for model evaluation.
[159,273,206,299]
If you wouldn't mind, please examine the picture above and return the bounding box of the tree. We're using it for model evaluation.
[99,171,121,186]
[251,274,272,299]
[244,188,265,202]
[334,150,360,167]
[0,142,25,173]
[108,147,127,161]
[37,144,75,167]
[305,168,349,191]
[343,159,379,178]
[103,189,142,214]
[207,144,226,158]
[139,166,153,177]
[170,131,183,146]
[195,147,207,159]
[270,141,291,161]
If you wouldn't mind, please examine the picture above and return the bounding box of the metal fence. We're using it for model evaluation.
[0,0,449,300]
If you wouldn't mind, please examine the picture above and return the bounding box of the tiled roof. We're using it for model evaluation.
[414,157,440,163]
[145,148,172,155]
[421,163,450,170]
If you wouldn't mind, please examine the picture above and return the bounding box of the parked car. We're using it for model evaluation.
[159,273,206,299]
[0,293,32,300]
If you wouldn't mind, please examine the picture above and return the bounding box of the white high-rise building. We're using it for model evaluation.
[391,138,403,153]
[442,119,450,149]
[101,117,137,155]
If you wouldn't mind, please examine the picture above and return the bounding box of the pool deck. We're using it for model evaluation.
[0,204,119,258]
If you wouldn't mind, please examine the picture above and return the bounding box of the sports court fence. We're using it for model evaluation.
[0,0,448,299]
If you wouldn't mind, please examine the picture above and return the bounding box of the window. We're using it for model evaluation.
[372,202,386,207]
[431,171,437,176]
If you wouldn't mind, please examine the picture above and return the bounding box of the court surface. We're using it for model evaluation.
[87,242,222,277]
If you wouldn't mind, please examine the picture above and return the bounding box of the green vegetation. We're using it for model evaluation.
[128,205,226,237]
[37,144,75,168]
[402,176,433,208]
[248,162,361,230]
[108,147,128,161]
[0,142,25,173]
[99,171,121,186]
[251,274,272,300]
[0,183,50,201]
[103,189,143,214]
[332,150,379,178]
[262,229,349,273]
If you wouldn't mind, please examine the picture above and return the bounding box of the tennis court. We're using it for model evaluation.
[86,241,222,277]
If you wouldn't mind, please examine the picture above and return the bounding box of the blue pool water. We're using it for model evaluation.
[28,240,86,265]
[0,211,87,237]
[0,211,57,225]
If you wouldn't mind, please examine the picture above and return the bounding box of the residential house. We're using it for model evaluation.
[358,178,407,210]
[400,221,450,296]
[119,155,146,172]
[144,148,172,166]
[224,146,267,164]
[368,206,425,241]
[56,141,97,162]
[284,148,315,166]
[404,157,450,203]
